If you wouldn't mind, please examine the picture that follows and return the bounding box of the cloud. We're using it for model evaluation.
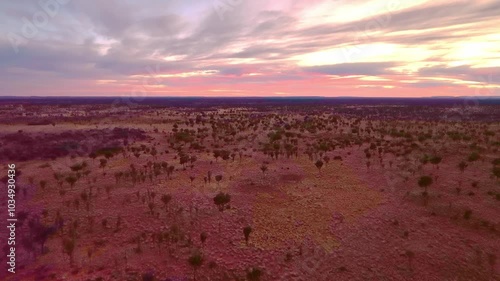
[419,65,500,84]
[303,62,398,76]
[0,0,498,96]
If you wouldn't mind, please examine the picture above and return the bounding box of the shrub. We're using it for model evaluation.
[418,176,433,191]
[463,209,472,220]
[467,152,480,162]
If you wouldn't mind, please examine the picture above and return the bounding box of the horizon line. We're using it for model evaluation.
[1,95,499,99]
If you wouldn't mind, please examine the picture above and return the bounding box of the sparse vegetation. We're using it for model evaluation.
[2,100,499,280]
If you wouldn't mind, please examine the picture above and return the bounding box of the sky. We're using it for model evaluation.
[1,0,499,97]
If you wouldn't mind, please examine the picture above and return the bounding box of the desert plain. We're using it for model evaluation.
[0,97,499,281]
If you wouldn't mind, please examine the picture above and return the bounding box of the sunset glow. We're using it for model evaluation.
[1,0,499,97]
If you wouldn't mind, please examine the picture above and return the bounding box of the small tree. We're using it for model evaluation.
[188,252,204,281]
[418,176,433,194]
[213,192,231,232]
[62,238,75,267]
[190,155,197,168]
[161,194,172,212]
[260,165,268,178]
[468,152,480,162]
[213,192,231,211]
[99,159,107,171]
[200,232,207,248]
[247,267,263,281]
[315,160,323,174]
[167,165,175,179]
[148,202,155,216]
[215,175,223,187]
[463,209,472,220]
[493,166,500,181]
[34,224,55,255]
[65,176,77,189]
[430,156,442,169]
[213,150,221,162]
[405,250,415,271]
[243,226,252,246]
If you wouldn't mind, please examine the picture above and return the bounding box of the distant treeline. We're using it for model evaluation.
[1,96,500,107]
